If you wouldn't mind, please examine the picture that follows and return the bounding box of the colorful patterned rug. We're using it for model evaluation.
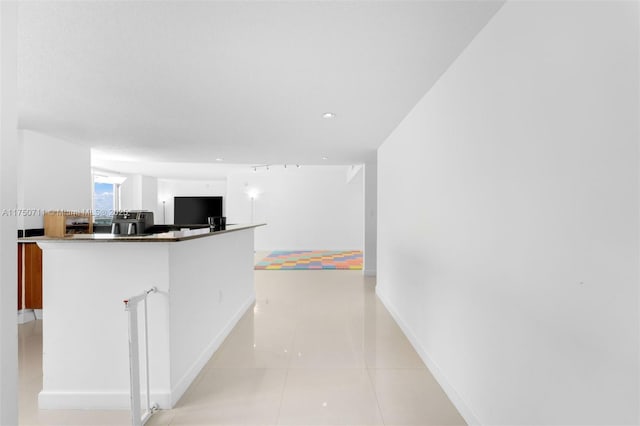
[255,250,363,270]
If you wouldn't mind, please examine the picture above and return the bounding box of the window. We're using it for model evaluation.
[92,173,126,225]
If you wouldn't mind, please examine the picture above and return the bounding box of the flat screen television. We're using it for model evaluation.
[174,196,223,225]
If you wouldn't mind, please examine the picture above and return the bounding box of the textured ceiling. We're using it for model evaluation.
[18,1,503,169]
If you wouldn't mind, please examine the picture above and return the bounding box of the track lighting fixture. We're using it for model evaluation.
[250,164,302,172]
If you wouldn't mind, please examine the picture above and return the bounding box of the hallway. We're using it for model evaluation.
[19,268,464,425]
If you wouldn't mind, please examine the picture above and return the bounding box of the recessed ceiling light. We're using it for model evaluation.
[322,112,336,119]
[215,158,224,162]
[322,156,328,160]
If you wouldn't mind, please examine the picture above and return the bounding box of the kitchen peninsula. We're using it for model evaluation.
[24,224,263,410]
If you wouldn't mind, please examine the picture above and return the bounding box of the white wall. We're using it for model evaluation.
[377,2,638,425]
[226,166,364,251]
[0,2,19,423]
[19,130,92,229]
[140,175,158,213]
[120,174,159,220]
[157,179,226,224]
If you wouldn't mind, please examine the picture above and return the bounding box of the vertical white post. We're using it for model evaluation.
[143,296,151,415]
[126,302,142,426]
[363,155,377,277]
[251,197,255,224]
[124,287,157,426]
[0,2,19,424]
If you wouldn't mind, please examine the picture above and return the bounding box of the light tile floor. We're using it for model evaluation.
[19,256,465,426]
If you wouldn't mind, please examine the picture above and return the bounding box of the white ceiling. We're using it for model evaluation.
[18,1,503,171]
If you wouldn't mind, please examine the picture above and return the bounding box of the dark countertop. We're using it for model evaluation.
[18,223,265,243]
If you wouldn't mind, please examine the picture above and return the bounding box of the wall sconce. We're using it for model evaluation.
[244,187,263,223]
[246,188,261,200]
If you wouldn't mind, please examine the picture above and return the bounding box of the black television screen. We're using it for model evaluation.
[174,196,223,225]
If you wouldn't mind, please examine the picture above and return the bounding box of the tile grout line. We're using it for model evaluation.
[360,293,389,426]
[273,303,299,426]
[364,366,389,426]
[274,362,292,425]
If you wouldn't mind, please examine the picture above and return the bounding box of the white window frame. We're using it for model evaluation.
[92,171,127,218]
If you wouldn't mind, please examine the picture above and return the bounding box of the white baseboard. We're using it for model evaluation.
[170,294,256,407]
[38,390,171,410]
[34,309,43,320]
[17,309,36,324]
[376,289,481,426]
[37,297,255,411]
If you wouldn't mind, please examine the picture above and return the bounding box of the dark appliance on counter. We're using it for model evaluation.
[111,211,154,236]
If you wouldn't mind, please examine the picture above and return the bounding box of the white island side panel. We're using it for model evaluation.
[168,228,256,405]
[38,242,172,409]
[35,226,258,410]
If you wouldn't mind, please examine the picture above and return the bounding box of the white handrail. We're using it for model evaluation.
[124,287,159,426]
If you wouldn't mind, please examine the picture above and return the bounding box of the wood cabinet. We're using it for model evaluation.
[18,211,93,312]
[17,244,22,310]
[44,211,93,237]
[17,242,42,310]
